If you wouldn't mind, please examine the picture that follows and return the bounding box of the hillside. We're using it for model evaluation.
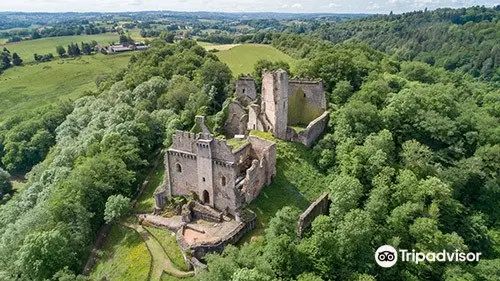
[214,44,295,76]
[312,6,500,81]
[1,33,120,62]
[0,53,130,118]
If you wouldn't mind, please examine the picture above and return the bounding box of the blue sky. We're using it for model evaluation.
[0,0,498,13]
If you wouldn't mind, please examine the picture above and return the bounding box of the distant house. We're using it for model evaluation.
[105,42,150,54]
[109,44,133,52]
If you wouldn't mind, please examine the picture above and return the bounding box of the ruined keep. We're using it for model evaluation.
[227,69,329,147]
[162,131,276,217]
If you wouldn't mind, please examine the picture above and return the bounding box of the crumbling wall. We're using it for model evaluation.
[235,76,257,102]
[212,162,239,215]
[262,69,288,139]
[179,211,257,260]
[297,193,331,238]
[154,189,167,209]
[233,143,252,173]
[242,136,277,203]
[224,102,248,138]
[289,79,327,109]
[210,138,236,163]
[288,111,329,147]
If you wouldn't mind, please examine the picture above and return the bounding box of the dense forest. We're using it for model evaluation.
[311,6,500,81]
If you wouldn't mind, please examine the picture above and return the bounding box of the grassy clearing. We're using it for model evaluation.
[203,43,241,51]
[243,131,331,241]
[145,226,189,271]
[161,273,196,281]
[128,28,149,42]
[89,224,152,281]
[135,158,166,213]
[2,33,121,62]
[214,44,295,76]
[0,53,131,118]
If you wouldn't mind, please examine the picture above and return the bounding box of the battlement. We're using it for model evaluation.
[289,77,323,85]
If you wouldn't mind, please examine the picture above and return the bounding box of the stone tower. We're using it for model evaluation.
[262,69,289,139]
[196,138,215,207]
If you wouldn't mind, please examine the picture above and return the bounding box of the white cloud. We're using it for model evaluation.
[0,0,497,13]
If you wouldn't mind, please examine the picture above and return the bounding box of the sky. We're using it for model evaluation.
[0,0,498,14]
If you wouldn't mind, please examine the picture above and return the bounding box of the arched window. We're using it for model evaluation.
[203,190,210,204]
[176,163,182,173]
[221,176,226,186]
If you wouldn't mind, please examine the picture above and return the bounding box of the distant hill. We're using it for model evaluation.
[312,6,500,81]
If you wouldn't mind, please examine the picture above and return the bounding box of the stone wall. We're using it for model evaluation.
[178,211,257,260]
[297,192,331,238]
[288,111,329,147]
[262,69,288,139]
[288,79,326,126]
[235,76,257,103]
[166,149,198,198]
[242,136,276,203]
[154,189,167,209]
[288,78,327,109]
[224,102,248,138]
[212,162,239,214]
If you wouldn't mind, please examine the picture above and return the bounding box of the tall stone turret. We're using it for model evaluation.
[262,69,289,139]
[196,138,215,207]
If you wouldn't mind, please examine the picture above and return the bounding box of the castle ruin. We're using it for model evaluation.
[149,69,329,268]
[227,69,329,147]
[160,131,276,218]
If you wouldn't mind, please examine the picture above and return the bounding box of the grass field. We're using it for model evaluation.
[161,273,195,281]
[89,224,152,281]
[145,227,189,271]
[135,159,166,213]
[2,33,121,62]
[214,44,296,76]
[0,53,131,118]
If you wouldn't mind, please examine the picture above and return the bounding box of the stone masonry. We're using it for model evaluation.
[231,69,329,147]
[163,131,276,217]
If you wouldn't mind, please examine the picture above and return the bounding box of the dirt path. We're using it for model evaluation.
[124,223,194,281]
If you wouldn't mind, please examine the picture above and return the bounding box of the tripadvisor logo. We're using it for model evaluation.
[375,245,482,268]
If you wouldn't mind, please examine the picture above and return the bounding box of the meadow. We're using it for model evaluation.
[0,53,131,118]
[89,224,152,281]
[2,33,121,62]
[213,44,296,76]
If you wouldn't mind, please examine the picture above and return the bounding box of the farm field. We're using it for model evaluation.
[214,44,296,76]
[1,33,121,62]
[0,53,131,118]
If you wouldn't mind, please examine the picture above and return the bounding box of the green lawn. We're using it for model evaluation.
[135,159,166,213]
[145,227,189,271]
[161,273,196,281]
[0,53,131,118]
[2,33,121,62]
[215,44,296,76]
[244,131,331,241]
[89,224,152,281]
